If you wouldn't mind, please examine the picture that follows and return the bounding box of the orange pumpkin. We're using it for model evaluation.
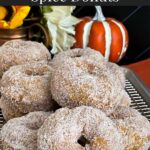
[74,6,129,62]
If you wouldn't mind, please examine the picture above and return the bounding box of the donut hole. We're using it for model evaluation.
[71,51,83,58]
[77,135,90,147]
[25,70,44,76]
[71,54,82,58]
[75,54,82,58]
[26,123,40,130]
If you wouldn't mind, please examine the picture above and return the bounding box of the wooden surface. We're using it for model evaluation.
[127,58,150,89]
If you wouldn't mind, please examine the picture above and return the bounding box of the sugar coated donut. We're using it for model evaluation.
[51,48,130,115]
[119,91,131,107]
[110,106,150,150]
[0,40,51,77]
[1,111,51,150]
[0,61,54,120]
[37,106,124,150]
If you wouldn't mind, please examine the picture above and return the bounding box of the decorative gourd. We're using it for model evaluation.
[74,6,129,62]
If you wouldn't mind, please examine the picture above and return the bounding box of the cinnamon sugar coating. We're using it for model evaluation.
[50,48,130,115]
[110,106,150,150]
[0,61,54,120]
[0,40,51,77]
[119,91,131,107]
[1,111,51,150]
[37,106,124,150]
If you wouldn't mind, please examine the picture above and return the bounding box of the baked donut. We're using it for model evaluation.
[0,40,51,77]
[0,61,54,120]
[37,106,124,150]
[119,91,131,107]
[1,111,51,150]
[51,48,130,115]
[110,106,150,150]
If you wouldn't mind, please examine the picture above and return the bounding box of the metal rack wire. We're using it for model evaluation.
[0,109,4,150]
[125,79,150,121]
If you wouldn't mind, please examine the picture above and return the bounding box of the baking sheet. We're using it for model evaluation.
[125,68,150,121]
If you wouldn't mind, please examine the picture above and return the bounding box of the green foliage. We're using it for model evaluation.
[40,6,52,14]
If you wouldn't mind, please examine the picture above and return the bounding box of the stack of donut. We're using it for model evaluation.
[0,40,56,120]
[0,40,150,150]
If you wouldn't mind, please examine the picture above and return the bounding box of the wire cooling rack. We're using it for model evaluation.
[0,109,4,149]
[125,68,150,121]
[125,79,150,121]
[0,68,150,149]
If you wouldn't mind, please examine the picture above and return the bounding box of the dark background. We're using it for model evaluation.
[73,6,150,65]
